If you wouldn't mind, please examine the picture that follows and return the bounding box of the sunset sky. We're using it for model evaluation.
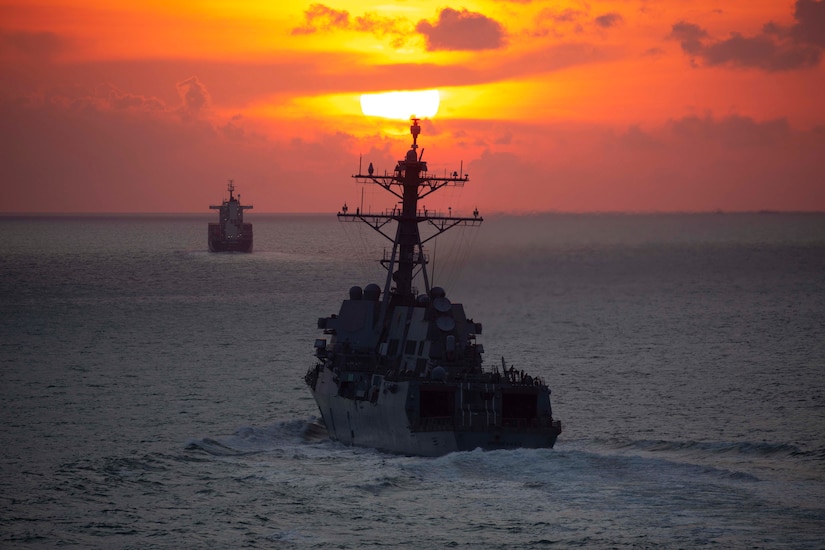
[1,0,823,213]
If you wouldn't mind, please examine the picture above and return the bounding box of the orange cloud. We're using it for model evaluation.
[291,4,353,35]
[291,2,411,49]
[176,76,211,121]
[0,0,823,213]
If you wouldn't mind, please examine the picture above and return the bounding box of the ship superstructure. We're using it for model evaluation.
[208,181,253,252]
[305,118,561,456]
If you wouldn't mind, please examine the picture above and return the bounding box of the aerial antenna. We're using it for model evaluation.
[431,237,438,285]
[410,117,420,149]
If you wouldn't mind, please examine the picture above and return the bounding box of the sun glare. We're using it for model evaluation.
[360,90,440,120]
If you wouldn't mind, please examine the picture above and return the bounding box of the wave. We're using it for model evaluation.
[612,439,803,458]
[184,437,260,456]
[185,420,823,490]
[184,417,329,456]
[561,437,825,484]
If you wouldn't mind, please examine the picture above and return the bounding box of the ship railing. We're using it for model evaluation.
[412,416,551,433]
[305,364,321,390]
[382,366,547,388]
[500,369,546,386]
[339,205,473,219]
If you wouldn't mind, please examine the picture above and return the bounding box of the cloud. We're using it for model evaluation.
[0,29,71,61]
[594,13,623,29]
[668,0,824,71]
[665,114,791,147]
[176,76,211,121]
[100,83,166,112]
[533,7,624,38]
[416,8,505,51]
[0,84,357,213]
[543,8,583,24]
[291,4,351,35]
[290,3,409,45]
[1,91,215,213]
[616,124,664,150]
[3,91,824,214]
[704,33,820,70]
[464,114,824,213]
[19,83,166,115]
[669,21,710,57]
[790,0,825,47]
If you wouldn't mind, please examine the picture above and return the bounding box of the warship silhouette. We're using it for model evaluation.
[208,181,253,252]
[305,118,561,456]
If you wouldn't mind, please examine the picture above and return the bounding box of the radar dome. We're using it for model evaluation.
[430,286,446,299]
[364,283,381,301]
[349,286,363,300]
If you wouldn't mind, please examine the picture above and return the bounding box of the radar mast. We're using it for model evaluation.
[340,118,482,311]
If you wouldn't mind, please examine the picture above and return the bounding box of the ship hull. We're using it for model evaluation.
[208,237,253,253]
[307,119,561,457]
[208,223,253,252]
[308,367,560,457]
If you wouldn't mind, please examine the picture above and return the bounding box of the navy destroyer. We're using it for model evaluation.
[305,118,561,456]
[208,181,253,252]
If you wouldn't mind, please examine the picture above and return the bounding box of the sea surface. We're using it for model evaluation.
[1,212,824,548]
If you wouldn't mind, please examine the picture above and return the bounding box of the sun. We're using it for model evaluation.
[360,90,440,120]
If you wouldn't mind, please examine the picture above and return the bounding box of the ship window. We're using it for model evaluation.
[462,390,492,407]
[387,339,399,355]
[420,389,455,418]
[418,341,425,355]
[502,392,538,419]
[405,340,417,355]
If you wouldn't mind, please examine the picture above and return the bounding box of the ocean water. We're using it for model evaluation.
[1,212,824,548]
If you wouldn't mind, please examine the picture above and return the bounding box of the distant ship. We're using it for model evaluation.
[305,118,561,456]
[208,181,253,252]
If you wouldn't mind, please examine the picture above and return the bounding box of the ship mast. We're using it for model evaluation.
[340,117,482,312]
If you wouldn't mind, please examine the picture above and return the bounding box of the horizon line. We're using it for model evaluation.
[2,209,824,217]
